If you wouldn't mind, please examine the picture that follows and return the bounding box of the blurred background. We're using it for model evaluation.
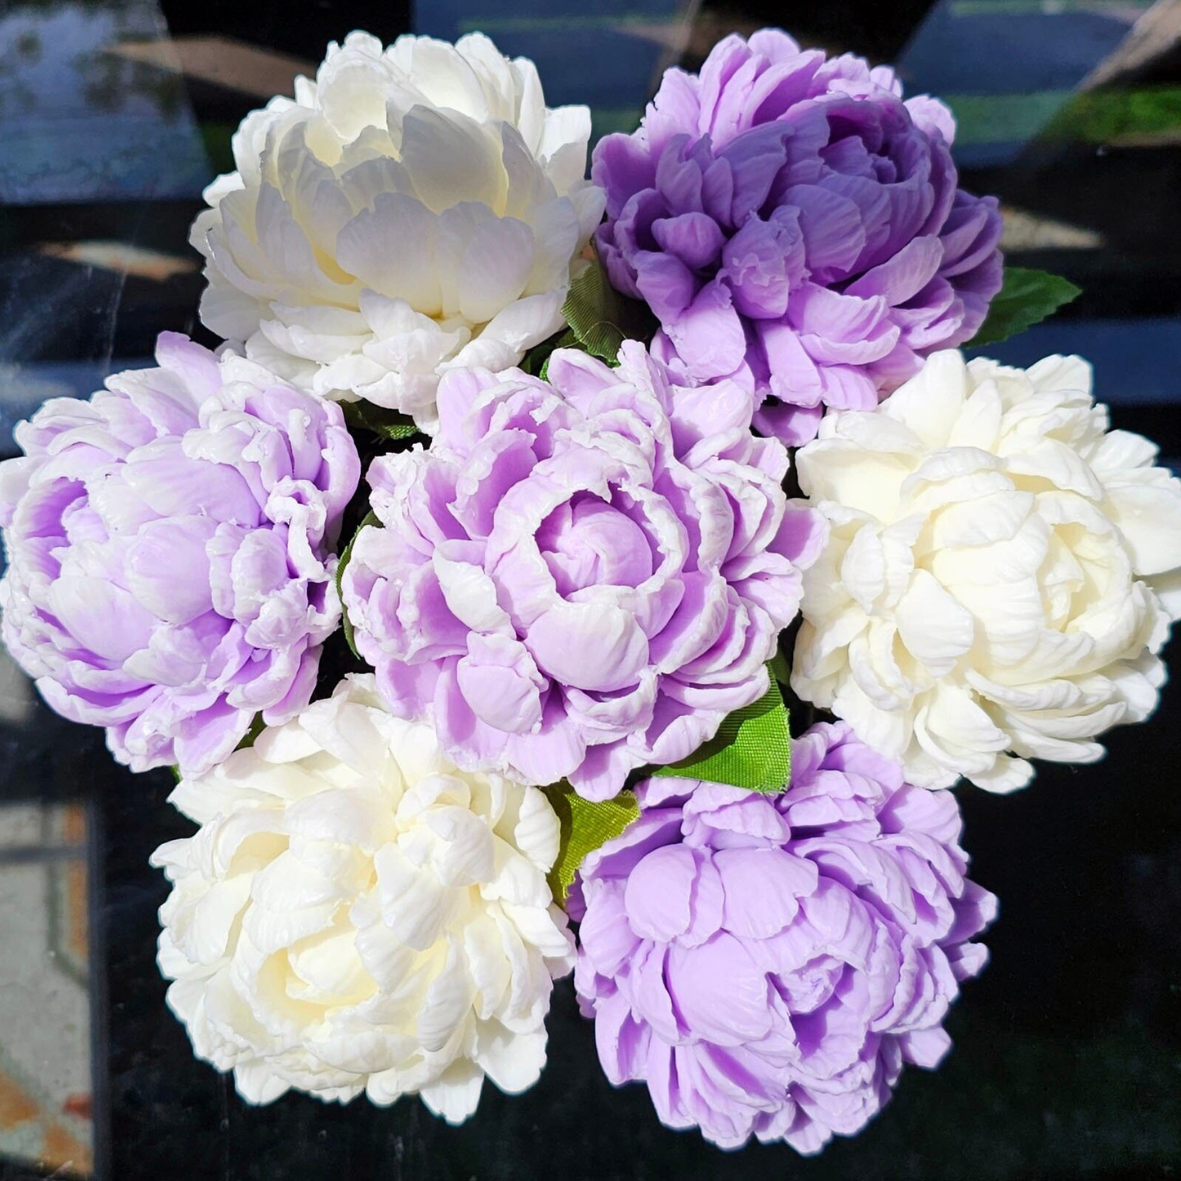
[0,1,1179,1178]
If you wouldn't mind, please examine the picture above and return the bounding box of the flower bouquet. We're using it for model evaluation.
[2,27,1178,1155]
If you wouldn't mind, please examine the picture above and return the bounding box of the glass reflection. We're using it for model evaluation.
[0,0,208,204]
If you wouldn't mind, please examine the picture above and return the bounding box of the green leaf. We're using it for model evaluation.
[967,266,1081,349]
[768,647,791,689]
[652,674,791,795]
[340,401,422,442]
[335,510,379,659]
[542,781,640,906]
[561,254,657,365]
[237,713,266,750]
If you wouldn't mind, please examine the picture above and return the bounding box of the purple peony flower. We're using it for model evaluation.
[0,333,360,776]
[571,721,997,1153]
[340,342,824,800]
[592,29,1004,445]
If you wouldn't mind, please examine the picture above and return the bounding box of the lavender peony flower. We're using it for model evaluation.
[0,333,360,776]
[592,29,1004,445]
[572,721,997,1153]
[341,342,824,800]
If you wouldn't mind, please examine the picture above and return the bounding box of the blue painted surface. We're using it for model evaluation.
[901,5,1135,97]
[968,318,1181,405]
[898,0,1149,166]
[415,1,690,131]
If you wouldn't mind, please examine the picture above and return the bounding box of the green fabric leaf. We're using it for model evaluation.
[340,401,421,442]
[335,511,379,659]
[542,781,640,906]
[543,676,792,906]
[237,713,266,750]
[652,674,791,794]
[967,266,1081,349]
[561,255,656,365]
[768,647,791,689]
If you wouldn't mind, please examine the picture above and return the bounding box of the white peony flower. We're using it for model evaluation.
[190,30,605,431]
[151,674,573,1120]
[792,350,1181,792]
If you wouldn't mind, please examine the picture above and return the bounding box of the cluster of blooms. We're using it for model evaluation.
[2,27,1179,1156]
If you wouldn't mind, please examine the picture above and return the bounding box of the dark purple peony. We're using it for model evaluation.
[572,721,997,1153]
[592,29,1004,445]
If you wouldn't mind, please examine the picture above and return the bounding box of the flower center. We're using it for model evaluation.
[536,493,655,596]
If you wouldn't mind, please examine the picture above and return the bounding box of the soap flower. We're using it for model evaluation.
[572,721,996,1153]
[792,350,1181,790]
[191,30,605,432]
[0,333,359,776]
[593,28,1003,445]
[152,675,573,1119]
[341,342,824,799]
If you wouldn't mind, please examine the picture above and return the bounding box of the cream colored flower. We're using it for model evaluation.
[151,675,573,1120]
[190,31,604,431]
[792,351,1181,792]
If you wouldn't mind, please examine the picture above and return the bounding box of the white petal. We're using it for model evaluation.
[895,570,975,677]
[416,941,473,1051]
[234,1059,292,1105]
[374,844,451,952]
[1105,481,1181,577]
[433,548,513,634]
[511,786,560,872]
[539,105,591,192]
[475,1021,546,1093]
[882,350,970,447]
[399,105,504,213]
[336,194,441,314]
[418,1059,485,1124]
[458,215,535,324]
[1025,353,1092,399]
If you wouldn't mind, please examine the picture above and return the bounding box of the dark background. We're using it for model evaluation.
[0,0,1179,1177]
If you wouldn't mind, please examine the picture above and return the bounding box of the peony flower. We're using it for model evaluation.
[340,342,825,800]
[190,30,605,432]
[792,350,1181,791]
[572,721,996,1154]
[592,28,1003,445]
[151,674,573,1118]
[0,333,359,777]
